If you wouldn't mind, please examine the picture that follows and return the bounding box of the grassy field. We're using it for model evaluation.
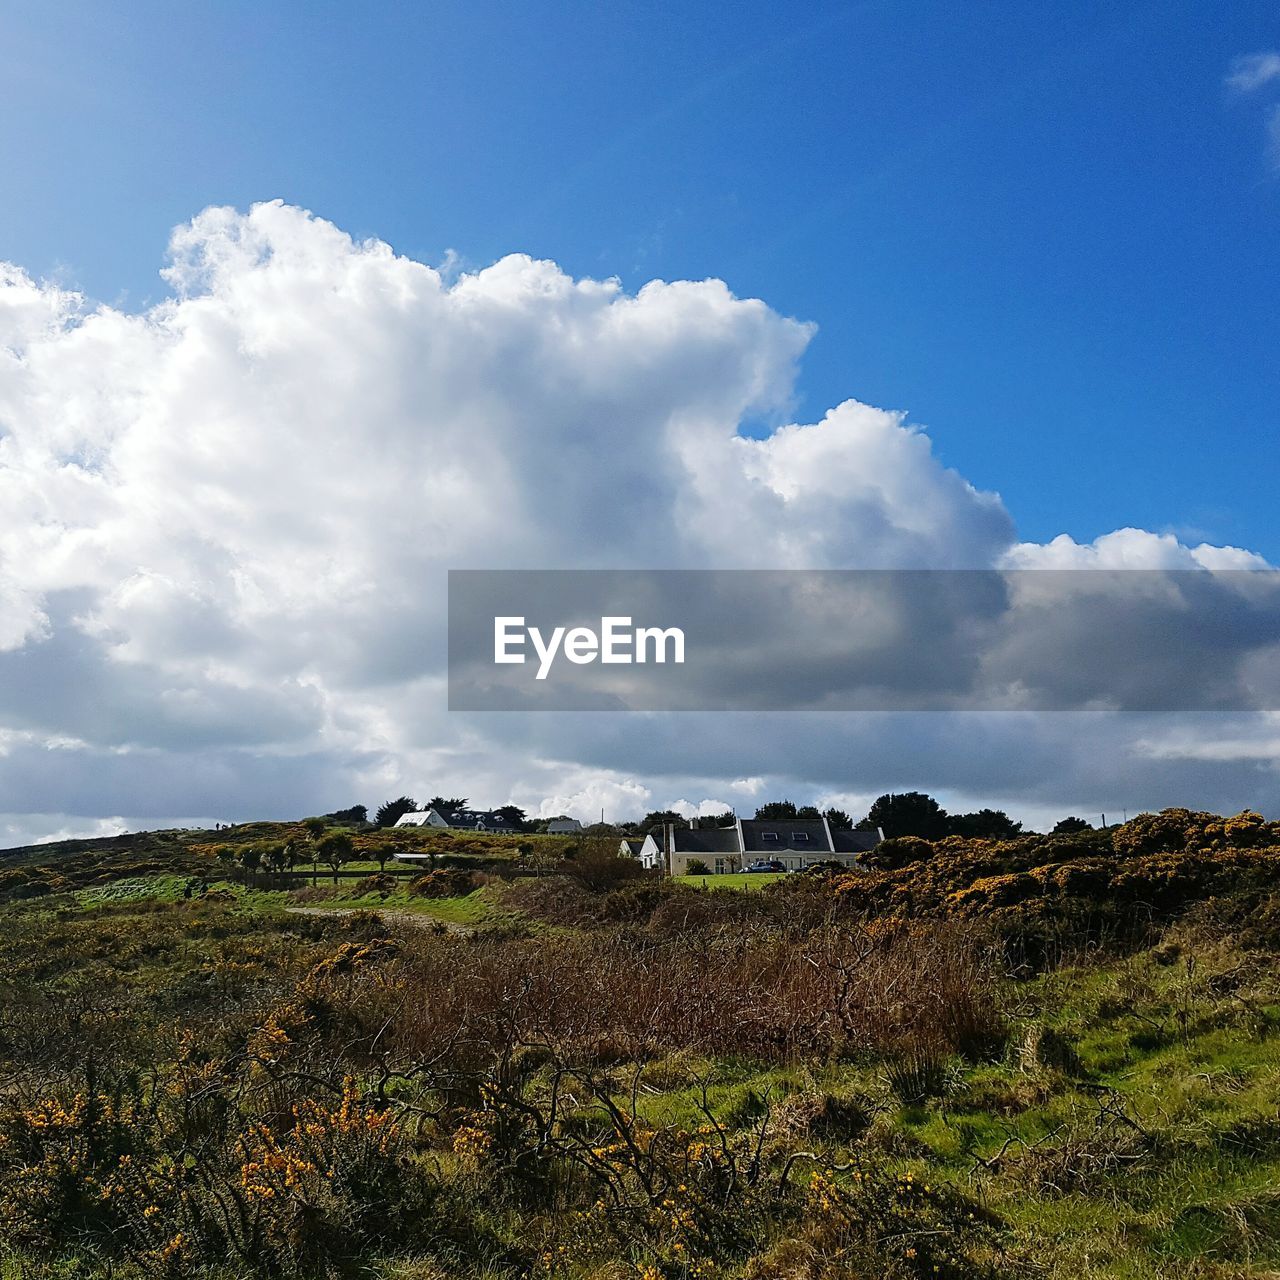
[675,870,787,889]
[2,808,1280,1277]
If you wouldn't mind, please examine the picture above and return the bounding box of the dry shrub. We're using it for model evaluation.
[743,1164,1003,1279]
[1010,1096,1152,1196]
[409,868,478,899]
[1019,1024,1082,1076]
[884,1042,952,1105]
[354,873,397,895]
[776,1090,877,1142]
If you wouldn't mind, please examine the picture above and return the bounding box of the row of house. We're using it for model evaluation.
[621,817,883,875]
[393,805,882,876]
[395,806,518,833]
[394,807,583,834]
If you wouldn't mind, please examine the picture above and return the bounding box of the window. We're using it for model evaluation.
[761,832,779,842]
[792,832,810,842]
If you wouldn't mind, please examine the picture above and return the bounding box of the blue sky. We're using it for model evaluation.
[4,0,1278,557]
[3,2,1280,843]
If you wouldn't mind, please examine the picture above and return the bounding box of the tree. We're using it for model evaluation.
[796,805,822,820]
[948,809,1023,840]
[284,841,306,879]
[859,792,950,840]
[238,844,262,888]
[1053,816,1093,834]
[317,831,355,884]
[300,817,327,885]
[754,801,798,820]
[493,805,529,831]
[324,804,368,824]
[427,796,468,814]
[685,858,710,876]
[262,841,288,884]
[639,810,687,834]
[824,807,853,831]
[375,797,418,828]
[695,811,736,829]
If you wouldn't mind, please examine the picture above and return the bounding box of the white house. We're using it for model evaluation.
[394,809,449,829]
[652,818,882,875]
[394,806,518,833]
[547,817,583,834]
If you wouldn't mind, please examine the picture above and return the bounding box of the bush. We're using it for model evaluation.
[409,869,478,899]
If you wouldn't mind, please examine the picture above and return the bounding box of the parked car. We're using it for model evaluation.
[743,859,787,873]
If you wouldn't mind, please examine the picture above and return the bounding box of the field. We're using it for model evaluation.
[1,808,1280,1277]
[674,871,787,889]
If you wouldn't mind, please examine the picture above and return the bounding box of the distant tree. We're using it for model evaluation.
[639,809,687,834]
[755,800,798,820]
[375,797,418,829]
[1053,816,1093,834]
[262,841,288,884]
[858,792,950,840]
[300,817,327,885]
[283,841,306,878]
[796,805,823,820]
[823,807,853,831]
[493,805,529,831]
[948,809,1023,840]
[427,797,468,815]
[238,844,262,888]
[317,831,355,884]
[325,804,368,825]
[695,811,736,829]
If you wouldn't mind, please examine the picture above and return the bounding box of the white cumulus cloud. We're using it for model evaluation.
[0,201,1272,842]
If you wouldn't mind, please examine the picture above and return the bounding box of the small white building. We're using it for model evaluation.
[394,809,449,829]
[394,806,518,833]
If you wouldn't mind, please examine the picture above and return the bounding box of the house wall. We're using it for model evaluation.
[670,850,742,875]
[673,849,865,875]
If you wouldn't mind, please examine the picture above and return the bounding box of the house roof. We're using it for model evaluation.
[832,829,881,853]
[739,818,831,852]
[439,808,516,831]
[620,837,647,853]
[668,827,743,854]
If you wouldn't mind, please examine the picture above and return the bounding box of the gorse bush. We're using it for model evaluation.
[4,805,1280,1277]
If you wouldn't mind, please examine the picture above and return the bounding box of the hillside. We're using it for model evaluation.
[0,809,1279,1278]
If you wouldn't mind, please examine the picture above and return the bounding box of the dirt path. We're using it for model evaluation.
[285,905,474,934]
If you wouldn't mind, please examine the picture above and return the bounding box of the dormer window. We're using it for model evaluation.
[761,832,779,842]
[792,832,810,842]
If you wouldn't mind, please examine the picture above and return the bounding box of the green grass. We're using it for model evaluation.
[674,871,787,889]
[12,852,1280,1277]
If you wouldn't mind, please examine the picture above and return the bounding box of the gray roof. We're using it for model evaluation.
[668,827,744,854]
[441,808,516,832]
[620,837,647,853]
[740,819,830,852]
[832,829,881,853]
[661,820,882,858]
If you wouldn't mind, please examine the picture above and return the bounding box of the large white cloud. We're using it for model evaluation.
[0,201,1273,840]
